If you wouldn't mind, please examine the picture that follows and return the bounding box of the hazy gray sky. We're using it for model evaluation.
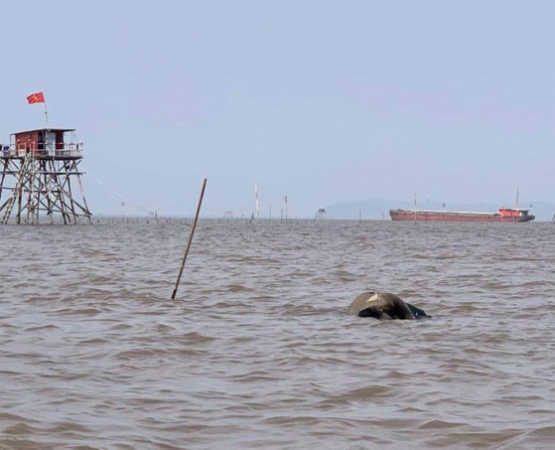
[2,1,554,217]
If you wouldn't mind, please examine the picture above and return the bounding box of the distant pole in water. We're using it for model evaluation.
[284,195,288,222]
[414,192,417,224]
[254,183,259,220]
[171,178,207,300]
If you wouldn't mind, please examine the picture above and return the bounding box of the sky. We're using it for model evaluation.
[1,0,554,218]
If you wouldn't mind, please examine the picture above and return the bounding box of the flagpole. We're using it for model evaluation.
[44,101,49,127]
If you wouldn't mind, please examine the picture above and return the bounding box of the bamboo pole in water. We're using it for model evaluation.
[171,178,207,299]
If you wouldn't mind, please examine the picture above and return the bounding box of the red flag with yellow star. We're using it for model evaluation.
[27,92,45,104]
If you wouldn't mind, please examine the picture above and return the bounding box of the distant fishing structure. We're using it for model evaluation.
[88,170,156,219]
[0,93,91,224]
[254,183,260,220]
[314,208,327,221]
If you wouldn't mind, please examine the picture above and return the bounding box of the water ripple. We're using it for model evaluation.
[1,220,555,448]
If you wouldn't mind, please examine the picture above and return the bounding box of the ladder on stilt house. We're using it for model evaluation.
[1,152,33,224]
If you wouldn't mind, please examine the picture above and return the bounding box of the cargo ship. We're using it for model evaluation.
[389,207,535,223]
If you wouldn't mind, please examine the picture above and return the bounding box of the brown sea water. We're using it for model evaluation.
[1,219,555,449]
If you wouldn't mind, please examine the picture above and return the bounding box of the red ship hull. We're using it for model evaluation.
[389,209,535,223]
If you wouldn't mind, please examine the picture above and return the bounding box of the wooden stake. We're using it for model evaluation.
[171,178,207,299]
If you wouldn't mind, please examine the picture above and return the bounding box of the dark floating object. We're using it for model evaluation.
[348,292,430,320]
